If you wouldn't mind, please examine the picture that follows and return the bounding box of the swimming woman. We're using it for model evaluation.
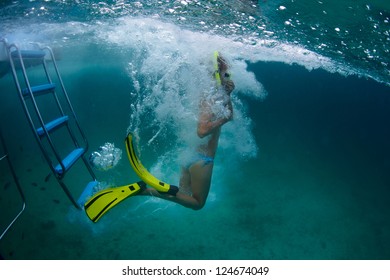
[139,53,235,210]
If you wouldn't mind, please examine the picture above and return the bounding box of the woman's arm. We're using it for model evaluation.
[197,76,235,138]
[197,97,233,138]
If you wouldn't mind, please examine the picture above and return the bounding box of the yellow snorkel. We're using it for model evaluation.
[213,51,231,86]
[213,50,222,86]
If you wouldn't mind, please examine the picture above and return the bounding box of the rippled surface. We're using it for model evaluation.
[260,0,390,84]
[0,0,389,84]
[0,0,266,33]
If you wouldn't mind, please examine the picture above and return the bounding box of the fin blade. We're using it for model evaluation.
[84,182,145,222]
[125,133,178,195]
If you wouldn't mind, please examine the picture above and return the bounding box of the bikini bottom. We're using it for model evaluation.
[185,153,214,169]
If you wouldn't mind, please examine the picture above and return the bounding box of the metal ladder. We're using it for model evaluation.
[0,128,26,240]
[1,38,97,210]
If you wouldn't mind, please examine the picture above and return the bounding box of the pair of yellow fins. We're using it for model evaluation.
[84,133,178,222]
[85,52,226,222]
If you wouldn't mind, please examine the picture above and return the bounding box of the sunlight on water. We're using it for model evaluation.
[1,0,389,85]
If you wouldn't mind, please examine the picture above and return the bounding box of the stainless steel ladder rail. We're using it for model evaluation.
[7,43,64,174]
[0,129,26,240]
[1,38,97,209]
[41,46,97,180]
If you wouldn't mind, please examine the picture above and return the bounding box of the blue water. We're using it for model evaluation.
[0,1,389,259]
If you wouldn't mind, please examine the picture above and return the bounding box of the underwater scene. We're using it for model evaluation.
[0,0,389,259]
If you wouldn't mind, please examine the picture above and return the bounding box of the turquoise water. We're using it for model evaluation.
[0,1,389,259]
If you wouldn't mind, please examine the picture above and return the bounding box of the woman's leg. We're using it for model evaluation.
[139,162,213,210]
[187,162,213,209]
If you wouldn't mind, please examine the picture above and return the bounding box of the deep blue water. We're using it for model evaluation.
[0,0,389,260]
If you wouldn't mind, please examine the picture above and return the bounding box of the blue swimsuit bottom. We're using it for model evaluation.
[185,153,214,169]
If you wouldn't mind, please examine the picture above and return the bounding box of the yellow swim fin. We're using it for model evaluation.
[125,132,178,196]
[84,181,146,223]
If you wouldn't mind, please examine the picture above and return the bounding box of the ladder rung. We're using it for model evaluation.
[77,181,99,207]
[22,83,55,97]
[55,148,85,175]
[11,50,46,59]
[36,116,69,136]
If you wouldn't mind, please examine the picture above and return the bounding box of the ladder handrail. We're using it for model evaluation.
[0,130,26,241]
[2,39,97,209]
[41,46,96,181]
[40,48,83,153]
[6,43,68,175]
[42,46,90,152]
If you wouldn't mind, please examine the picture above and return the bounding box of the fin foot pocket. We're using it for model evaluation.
[159,185,179,196]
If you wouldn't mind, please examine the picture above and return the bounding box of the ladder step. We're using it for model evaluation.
[55,148,85,175]
[22,83,56,97]
[36,116,69,136]
[77,181,99,207]
[11,50,46,59]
